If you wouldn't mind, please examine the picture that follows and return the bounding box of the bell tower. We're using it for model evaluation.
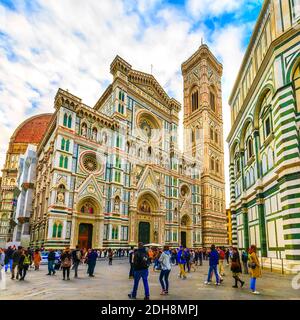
[181,44,227,246]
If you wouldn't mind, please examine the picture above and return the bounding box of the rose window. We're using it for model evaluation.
[81,152,100,173]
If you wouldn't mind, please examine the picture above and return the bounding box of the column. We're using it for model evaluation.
[242,205,249,250]
[253,130,261,179]
[256,195,267,257]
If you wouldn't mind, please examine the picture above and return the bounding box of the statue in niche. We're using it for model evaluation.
[81,124,87,137]
[57,192,65,205]
[92,128,97,141]
[140,201,150,213]
[114,196,120,212]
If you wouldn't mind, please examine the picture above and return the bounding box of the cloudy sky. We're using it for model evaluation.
[0,0,263,205]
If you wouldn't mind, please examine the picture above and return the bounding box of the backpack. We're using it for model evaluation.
[24,255,30,265]
[180,250,186,261]
[133,250,149,269]
[62,257,71,268]
[76,250,82,261]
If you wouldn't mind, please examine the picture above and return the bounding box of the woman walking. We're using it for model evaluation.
[158,246,171,295]
[248,245,261,294]
[231,247,245,288]
[108,248,113,265]
[33,249,41,270]
[61,247,72,280]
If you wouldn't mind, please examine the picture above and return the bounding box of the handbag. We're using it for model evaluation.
[62,257,71,268]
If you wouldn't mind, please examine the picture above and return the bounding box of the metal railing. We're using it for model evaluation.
[259,256,286,275]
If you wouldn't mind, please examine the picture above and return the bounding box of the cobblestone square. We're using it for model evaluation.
[1,259,299,300]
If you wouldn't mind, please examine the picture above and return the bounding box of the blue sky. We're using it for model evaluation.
[0,0,263,204]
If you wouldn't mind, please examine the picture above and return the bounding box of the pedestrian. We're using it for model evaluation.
[241,250,249,274]
[87,249,98,277]
[18,250,31,281]
[204,244,220,286]
[11,246,22,280]
[108,248,113,265]
[248,245,261,294]
[185,248,191,273]
[218,247,225,277]
[225,248,230,265]
[199,248,203,266]
[4,246,13,272]
[129,246,134,279]
[61,247,72,280]
[33,249,41,270]
[177,246,187,279]
[47,249,56,276]
[128,242,150,300]
[231,247,245,288]
[72,245,81,278]
[158,246,171,295]
[0,248,5,283]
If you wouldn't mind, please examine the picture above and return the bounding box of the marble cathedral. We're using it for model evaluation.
[2,45,227,249]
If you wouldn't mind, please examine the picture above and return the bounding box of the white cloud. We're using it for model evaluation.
[186,0,242,18]
[0,0,259,206]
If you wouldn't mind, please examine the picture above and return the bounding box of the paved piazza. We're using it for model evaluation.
[0,259,299,300]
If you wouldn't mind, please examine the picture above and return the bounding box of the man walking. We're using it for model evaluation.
[204,244,220,286]
[241,250,249,274]
[177,246,187,279]
[128,242,150,300]
[11,246,22,280]
[72,245,81,278]
[128,246,134,279]
[47,249,56,275]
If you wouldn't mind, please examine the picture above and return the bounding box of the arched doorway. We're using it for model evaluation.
[180,214,192,248]
[138,222,150,244]
[78,223,93,249]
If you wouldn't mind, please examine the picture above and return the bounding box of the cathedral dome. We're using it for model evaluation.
[11,114,52,144]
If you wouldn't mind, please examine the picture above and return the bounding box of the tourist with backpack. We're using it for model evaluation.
[158,246,171,295]
[177,246,187,279]
[241,250,249,274]
[11,246,22,280]
[128,242,150,300]
[185,248,191,273]
[204,244,220,285]
[61,247,72,280]
[128,246,135,279]
[18,249,31,281]
[87,249,98,277]
[72,245,81,278]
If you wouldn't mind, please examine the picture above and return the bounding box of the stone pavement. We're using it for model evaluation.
[0,259,299,300]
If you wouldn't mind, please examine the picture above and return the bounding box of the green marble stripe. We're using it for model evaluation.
[285,244,300,250]
[273,92,294,116]
[284,234,300,240]
[273,99,295,118]
[280,184,300,193]
[276,153,299,166]
[274,108,295,125]
[277,143,300,157]
[274,117,295,133]
[285,255,300,260]
[283,223,300,230]
[282,202,300,211]
[275,125,297,141]
[263,184,279,198]
[276,134,299,149]
[281,193,300,202]
[283,212,300,220]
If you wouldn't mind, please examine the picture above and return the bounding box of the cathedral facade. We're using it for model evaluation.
[29,46,227,249]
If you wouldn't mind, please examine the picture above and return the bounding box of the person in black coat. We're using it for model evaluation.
[231,247,245,288]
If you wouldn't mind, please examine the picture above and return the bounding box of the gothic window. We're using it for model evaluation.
[115,171,121,183]
[264,117,271,138]
[63,113,68,127]
[293,64,300,113]
[52,222,63,238]
[65,140,70,152]
[262,153,267,175]
[210,127,214,140]
[57,224,63,238]
[59,155,64,168]
[191,89,199,112]
[216,160,220,173]
[126,141,130,153]
[68,115,72,128]
[80,202,94,214]
[147,146,152,157]
[64,156,68,169]
[210,92,216,112]
[210,157,215,171]
[61,138,65,151]
[52,223,57,237]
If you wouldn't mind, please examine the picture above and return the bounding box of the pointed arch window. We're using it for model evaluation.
[210,92,216,112]
[52,223,57,238]
[59,155,64,168]
[65,140,70,152]
[68,115,72,128]
[63,113,68,126]
[247,137,254,159]
[61,138,66,151]
[57,224,63,238]
[64,156,68,169]
[191,89,199,112]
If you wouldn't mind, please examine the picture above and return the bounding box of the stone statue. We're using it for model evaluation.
[92,129,97,141]
[81,125,87,137]
[57,192,65,205]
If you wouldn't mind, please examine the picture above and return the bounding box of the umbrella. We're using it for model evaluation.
[144,243,162,247]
